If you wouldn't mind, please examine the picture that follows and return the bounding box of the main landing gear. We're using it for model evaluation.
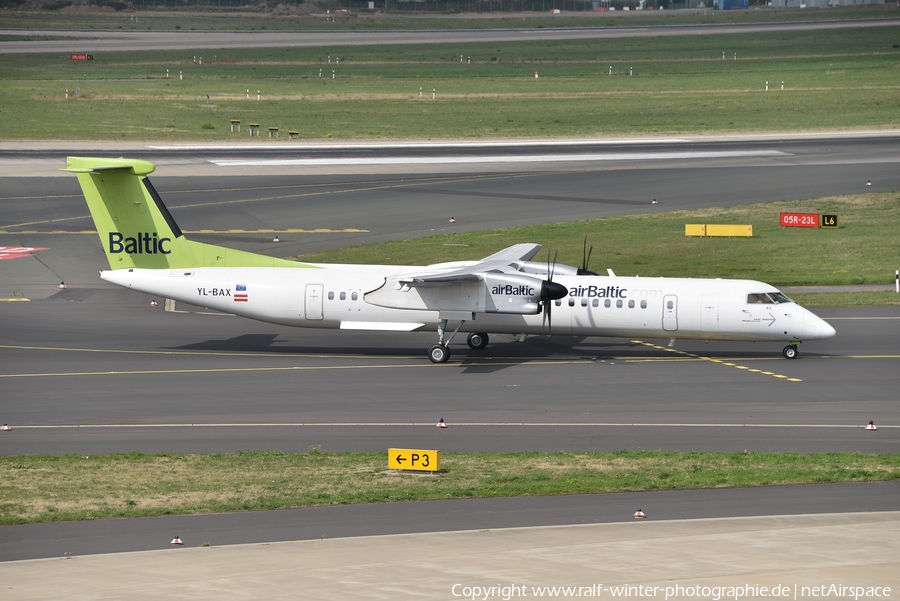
[466,332,489,350]
[782,344,799,360]
[428,320,490,363]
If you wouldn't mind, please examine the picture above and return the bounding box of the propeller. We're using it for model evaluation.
[541,250,568,334]
[577,235,598,276]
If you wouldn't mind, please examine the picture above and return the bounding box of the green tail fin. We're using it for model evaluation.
[65,157,315,270]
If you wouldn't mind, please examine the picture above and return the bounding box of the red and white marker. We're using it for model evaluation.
[437,418,448,429]
[171,536,184,545]
[273,236,280,242]
[1,423,11,431]
[58,282,67,289]
[865,420,877,431]
[634,509,646,519]
[866,180,872,186]
[0,247,49,261]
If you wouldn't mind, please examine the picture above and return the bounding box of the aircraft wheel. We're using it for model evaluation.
[429,344,451,364]
[467,332,489,350]
[782,345,799,360]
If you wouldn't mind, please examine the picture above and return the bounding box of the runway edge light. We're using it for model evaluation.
[865,420,877,431]
[171,536,184,545]
[0,423,10,431]
[634,509,646,519]
[437,418,448,429]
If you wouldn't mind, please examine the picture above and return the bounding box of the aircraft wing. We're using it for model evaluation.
[365,243,566,316]
[398,243,543,286]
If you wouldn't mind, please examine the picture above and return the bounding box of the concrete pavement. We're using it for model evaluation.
[2,512,897,600]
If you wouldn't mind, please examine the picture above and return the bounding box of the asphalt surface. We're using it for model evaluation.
[1,134,898,565]
[3,134,900,291]
[1,290,898,455]
[2,19,899,54]
[2,482,897,563]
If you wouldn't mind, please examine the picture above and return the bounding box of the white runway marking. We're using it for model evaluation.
[149,138,690,151]
[13,422,894,429]
[210,150,789,167]
[825,316,900,320]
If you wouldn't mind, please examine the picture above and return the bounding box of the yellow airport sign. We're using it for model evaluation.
[388,448,440,472]
[684,224,706,237]
[684,224,753,237]
[706,224,753,237]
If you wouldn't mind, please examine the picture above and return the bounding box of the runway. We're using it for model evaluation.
[3,19,899,54]
[1,135,898,573]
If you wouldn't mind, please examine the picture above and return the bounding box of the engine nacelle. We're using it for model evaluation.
[483,273,542,314]
[365,273,567,315]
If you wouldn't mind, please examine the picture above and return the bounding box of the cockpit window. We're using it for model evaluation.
[769,292,792,304]
[747,292,792,304]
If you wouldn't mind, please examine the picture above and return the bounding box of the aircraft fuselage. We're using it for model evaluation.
[102,265,835,344]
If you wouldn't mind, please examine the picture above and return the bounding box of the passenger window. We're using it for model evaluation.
[605,299,611,308]
[592,299,599,308]
[555,299,562,307]
[351,292,358,301]
[616,299,623,308]
[339,291,346,301]
[628,300,635,309]
[641,300,647,309]
[327,291,334,300]
[667,300,673,310]
[568,298,575,307]
[581,298,588,307]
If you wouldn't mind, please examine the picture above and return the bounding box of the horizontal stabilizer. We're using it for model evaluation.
[63,157,156,175]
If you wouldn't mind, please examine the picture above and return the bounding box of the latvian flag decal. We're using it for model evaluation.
[234,284,248,302]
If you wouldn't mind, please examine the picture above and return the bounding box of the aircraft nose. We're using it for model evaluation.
[802,311,836,340]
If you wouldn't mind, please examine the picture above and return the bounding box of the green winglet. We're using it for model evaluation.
[66,156,319,271]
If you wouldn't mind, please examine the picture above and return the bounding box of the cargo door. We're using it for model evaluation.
[701,296,719,332]
[305,284,324,320]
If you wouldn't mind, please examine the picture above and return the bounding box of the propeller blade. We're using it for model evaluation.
[543,249,563,334]
[581,235,588,270]
[546,297,552,335]
[577,235,598,276]
[540,279,567,336]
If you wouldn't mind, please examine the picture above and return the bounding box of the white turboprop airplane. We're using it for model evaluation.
[66,156,835,363]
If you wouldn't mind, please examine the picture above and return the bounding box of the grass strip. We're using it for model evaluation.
[788,291,900,307]
[1,27,898,139]
[1,450,897,525]
[296,192,900,288]
[2,5,899,32]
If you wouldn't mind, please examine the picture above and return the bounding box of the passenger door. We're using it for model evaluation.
[662,295,678,331]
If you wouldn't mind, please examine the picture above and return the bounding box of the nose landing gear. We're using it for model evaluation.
[782,344,799,359]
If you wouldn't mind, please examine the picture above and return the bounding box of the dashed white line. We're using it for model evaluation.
[210,150,789,167]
